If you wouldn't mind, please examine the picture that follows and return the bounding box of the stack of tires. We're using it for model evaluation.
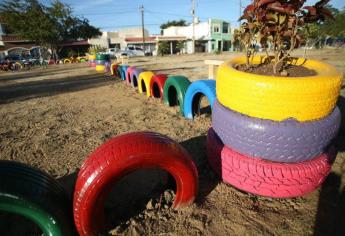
[207,56,342,198]
[88,55,96,67]
[95,54,110,72]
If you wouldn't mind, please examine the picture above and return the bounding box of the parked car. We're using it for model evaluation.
[125,46,145,57]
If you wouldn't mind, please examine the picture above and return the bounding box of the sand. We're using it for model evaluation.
[0,49,344,235]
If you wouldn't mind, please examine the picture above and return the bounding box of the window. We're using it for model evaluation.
[213,25,220,33]
[223,22,229,34]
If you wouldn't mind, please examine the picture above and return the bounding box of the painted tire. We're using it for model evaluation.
[79,58,87,62]
[138,71,155,97]
[0,161,74,236]
[212,100,341,162]
[163,76,191,114]
[149,74,168,99]
[183,79,216,119]
[96,54,110,61]
[73,132,198,236]
[217,56,343,122]
[89,62,96,67]
[89,55,96,60]
[96,65,105,72]
[126,66,136,86]
[207,128,335,198]
[64,59,71,64]
[119,65,129,80]
[131,68,145,88]
[111,63,119,76]
[95,60,105,65]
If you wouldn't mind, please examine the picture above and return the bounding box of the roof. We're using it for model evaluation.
[125,37,156,43]
[2,34,28,42]
[60,40,90,46]
[157,36,187,41]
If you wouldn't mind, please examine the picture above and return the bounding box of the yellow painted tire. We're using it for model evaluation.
[88,55,96,61]
[96,65,105,72]
[110,62,119,75]
[217,56,343,122]
[138,71,154,97]
[64,59,71,64]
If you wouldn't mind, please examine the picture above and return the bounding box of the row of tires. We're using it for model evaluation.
[207,56,342,198]
[113,64,217,119]
[0,132,199,236]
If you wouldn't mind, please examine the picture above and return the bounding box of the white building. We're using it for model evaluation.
[88,28,149,50]
[163,18,232,53]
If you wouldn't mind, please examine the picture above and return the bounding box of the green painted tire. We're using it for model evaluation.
[163,75,191,114]
[0,161,74,236]
[95,54,110,61]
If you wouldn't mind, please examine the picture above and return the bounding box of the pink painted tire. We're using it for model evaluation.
[126,66,136,86]
[207,128,336,198]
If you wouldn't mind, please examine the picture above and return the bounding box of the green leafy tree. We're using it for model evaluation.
[0,0,101,59]
[160,19,187,34]
[157,41,170,56]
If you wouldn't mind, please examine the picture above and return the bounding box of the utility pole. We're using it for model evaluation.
[239,0,242,21]
[191,0,196,53]
[140,5,145,52]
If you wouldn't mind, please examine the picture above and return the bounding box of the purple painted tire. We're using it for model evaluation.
[131,68,145,88]
[212,99,341,163]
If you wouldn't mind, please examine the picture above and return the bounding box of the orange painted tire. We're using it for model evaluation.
[73,132,198,236]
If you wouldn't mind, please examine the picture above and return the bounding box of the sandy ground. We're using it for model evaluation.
[0,49,344,236]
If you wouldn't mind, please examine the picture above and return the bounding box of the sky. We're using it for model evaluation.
[41,0,345,35]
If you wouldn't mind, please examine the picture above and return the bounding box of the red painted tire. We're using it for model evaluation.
[89,62,96,67]
[73,132,198,236]
[207,128,335,198]
[149,74,168,99]
[126,66,136,86]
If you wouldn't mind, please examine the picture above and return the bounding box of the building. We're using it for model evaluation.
[163,18,232,53]
[0,22,39,59]
[88,28,149,50]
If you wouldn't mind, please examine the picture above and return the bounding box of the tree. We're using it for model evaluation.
[157,41,170,56]
[0,0,101,59]
[160,19,187,34]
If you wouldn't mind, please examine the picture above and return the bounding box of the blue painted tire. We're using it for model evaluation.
[131,68,145,88]
[119,65,129,81]
[183,80,216,119]
[212,99,341,163]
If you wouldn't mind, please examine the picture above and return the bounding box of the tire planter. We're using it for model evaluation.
[119,65,129,81]
[212,100,341,162]
[0,161,74,236]
[217,56,343,122]
[149,74,168,100]
[163,76,191,114]
[64,59,71,64]
[207,128,335,198]
[73,132,198,236]
[183,80,216,119]
[126,66,136,86]
[96,65,105,72]
[90,62,96,68]
[130,68,145,88]
[96,54,110,61]
[138,71,155,97]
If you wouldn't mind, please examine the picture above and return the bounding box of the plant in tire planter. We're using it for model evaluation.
[238,0,333,75]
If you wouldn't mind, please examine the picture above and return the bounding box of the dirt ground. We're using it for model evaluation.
[0,49,344,236]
